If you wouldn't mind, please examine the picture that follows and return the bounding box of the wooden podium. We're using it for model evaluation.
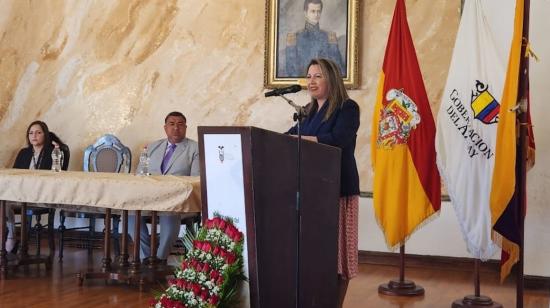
[198,126,341,308]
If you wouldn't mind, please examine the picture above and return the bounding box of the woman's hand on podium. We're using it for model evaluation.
[289,135,318,143]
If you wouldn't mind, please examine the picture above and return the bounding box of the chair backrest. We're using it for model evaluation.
[60,143,71,171]
[83,134,131,173]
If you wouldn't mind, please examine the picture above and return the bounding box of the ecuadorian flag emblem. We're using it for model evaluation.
[471,80,500,124]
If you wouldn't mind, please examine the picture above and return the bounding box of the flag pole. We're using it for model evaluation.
[515,0,530,306]
[378,244,424,296]
[452,259,502,307]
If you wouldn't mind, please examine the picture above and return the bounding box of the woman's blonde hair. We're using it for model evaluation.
[307,58,349,121]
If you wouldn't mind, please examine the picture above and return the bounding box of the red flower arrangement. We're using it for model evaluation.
[150,214,245,308]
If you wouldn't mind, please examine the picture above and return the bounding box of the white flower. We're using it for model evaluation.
[198,272,208,282]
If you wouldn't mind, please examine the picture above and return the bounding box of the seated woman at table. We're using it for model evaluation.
[5,121,69,253]
[13,121,54,170]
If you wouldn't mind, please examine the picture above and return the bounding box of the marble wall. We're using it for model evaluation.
[1,0,549,275]
[0,0,459,192]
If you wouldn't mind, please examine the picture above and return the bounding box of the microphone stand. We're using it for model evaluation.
[279,94,307,308]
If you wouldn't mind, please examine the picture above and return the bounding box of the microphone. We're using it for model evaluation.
[264,85,302,97]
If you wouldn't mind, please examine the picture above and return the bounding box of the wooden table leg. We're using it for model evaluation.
[47,208,55,262]
[102,208,112,272]
[18,203,29,260]
[78,209,131,286]
[149,211,159,267]
[119,210,129,268]
[129,210,141,274]
[14,203,51,268]
[1,200,7,279]
[76,209,172,290]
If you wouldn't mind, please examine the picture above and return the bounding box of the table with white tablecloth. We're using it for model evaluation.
[0,168,201,283]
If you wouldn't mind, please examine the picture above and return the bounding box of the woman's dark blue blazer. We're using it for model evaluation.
[287,99,360,197]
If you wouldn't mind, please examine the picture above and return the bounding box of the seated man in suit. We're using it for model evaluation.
[129,111,200,262]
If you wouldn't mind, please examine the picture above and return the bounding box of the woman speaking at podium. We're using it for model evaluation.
[286,58,360,308]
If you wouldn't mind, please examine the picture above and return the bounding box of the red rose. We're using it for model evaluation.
[218,219,227,230]
[225,224,236,234]
[213,246,220,255]
[208,295,220,305]
[212,217,222,228]
[210,269,220,280]
[159,297,185,308]
[206,219,214,228]
[202,242,212,253]
[200,290,209,300]
[216,275,224,285]
[193,239,201,248]
[202,262,211,273]
[159,297,169,306]
[225,227,234,238]
[234,231,244,241]
[192,283,201,295]
[226,252,237,264]
[226,225,243,242]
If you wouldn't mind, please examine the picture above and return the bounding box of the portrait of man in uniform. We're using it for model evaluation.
[265,0,358,87]
[282,0,346,77]
[277,0,347,78]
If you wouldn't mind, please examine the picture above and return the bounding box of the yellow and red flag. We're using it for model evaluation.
[371,0,441,249]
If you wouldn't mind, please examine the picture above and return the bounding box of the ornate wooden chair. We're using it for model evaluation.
[58,134,131,261]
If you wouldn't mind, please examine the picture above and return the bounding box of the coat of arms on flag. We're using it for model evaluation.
[377,89,421,149]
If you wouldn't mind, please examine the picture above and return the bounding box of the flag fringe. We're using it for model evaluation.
[436,158,498,260]
[374,206,440,251]
[492,230,520,282]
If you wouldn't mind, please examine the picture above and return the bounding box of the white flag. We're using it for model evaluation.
[435,0,516,260]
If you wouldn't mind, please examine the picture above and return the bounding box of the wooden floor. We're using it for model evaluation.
[346,264,549,308]
[0,248,548,307]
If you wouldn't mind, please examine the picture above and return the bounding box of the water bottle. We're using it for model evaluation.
[51,145,63,172]
[121,153,130,173]
[137,146,149,176]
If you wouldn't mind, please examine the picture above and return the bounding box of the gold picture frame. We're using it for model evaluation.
[264,0,360,89]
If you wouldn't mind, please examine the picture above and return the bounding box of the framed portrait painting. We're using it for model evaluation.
[264,0,359,88]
